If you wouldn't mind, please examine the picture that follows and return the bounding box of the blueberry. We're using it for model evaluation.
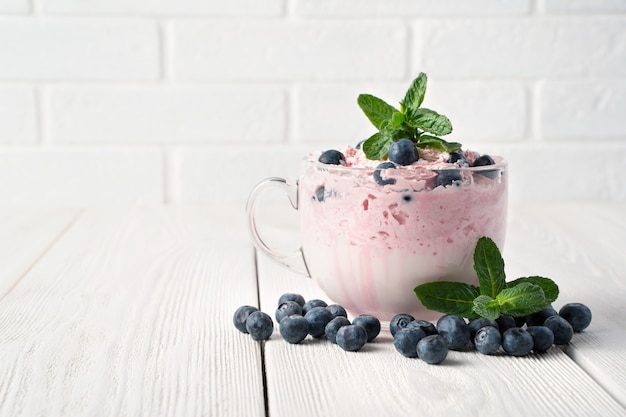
[315,185,325,202]
[525,305,558,327]
[233,305,258,333]
[326,304,348,319]
[302,299,328,315]
[469,318,498,340]
[406,319,438,336]
[502,327,533,356]
[473,154,495,167]
[325,316,351,344]
[496,316,516,335]
[336,325,368,352]
[352,314,381,342]
[417,335,449,364]
[390,313,415,337]
[433,170,462,188]
[279,315,309,344]
[373,162,397,186]
[514,316,526,327]
[526,326,555,352]
[275,300,303,322]
[559,303,592,332]
[544,315,574,345]
[304,306,334,338]
[448,151,469,167]
[388,139,418,166]
[393,328,427,358]
[278,293,306,308]
[318,149,346,165]
[245,311,274,341]
[436,315,470,351]
[474,326,502,355]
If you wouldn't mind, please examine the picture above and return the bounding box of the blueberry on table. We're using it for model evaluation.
[448,151,469,167]
[275,300,303,322]
[245,311,274,341]
[279,315,309,344]
[433,170,462,188]
[336,325,368,352]
[325,316,351,344]
[469,318,499,340]
[436,315,470,351]
[388,138,418,166]
[326,304,348,319]
[233,305,259,333]
[278,293,306,308]
[526,326,555,352]
[474,326,502,355]
[318,149,346,165]
[417,335,449,364]
[305,307,334,338]
[559,303,592,332]
[496,316,516,335]
[502,327,533,356]
[406,319,438,336]
[544,315,574,345]
[525,305,558,327]
[390,313,415,337]
[352,314,381,342]
[393,327,426,358]
[373,162,397,186]
[302,299,328,315]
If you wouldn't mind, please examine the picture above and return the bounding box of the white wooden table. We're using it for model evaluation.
[0,204,625,417]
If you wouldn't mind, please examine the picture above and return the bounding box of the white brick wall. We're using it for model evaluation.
[0,0,625,205]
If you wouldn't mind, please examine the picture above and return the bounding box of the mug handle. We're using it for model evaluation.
[246,177,311,277]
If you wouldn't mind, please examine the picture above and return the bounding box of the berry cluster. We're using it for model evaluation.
[233,293,381,352]
[234,294,591,363]
[391,302,591,360]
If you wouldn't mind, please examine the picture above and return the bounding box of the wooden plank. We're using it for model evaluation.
[505,203,626,408]
[0,206,264,417]
[256,203,626,417]
[0,207,79,297]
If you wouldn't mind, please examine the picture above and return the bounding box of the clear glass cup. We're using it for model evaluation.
[247,157,508,322]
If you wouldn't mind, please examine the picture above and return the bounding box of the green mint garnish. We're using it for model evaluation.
[414,237,559,320]
[357,72,460,160]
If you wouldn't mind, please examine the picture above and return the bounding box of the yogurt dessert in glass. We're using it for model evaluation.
[247,73,508,322]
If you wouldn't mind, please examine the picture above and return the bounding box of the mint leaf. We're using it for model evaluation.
[387,111,406,130]
[362,129,408,160]
[506,276,559,304]
[414,281,481,318]
[357,94,398,130]
[474,237,506,299]
[472,295,501,321]
[400,73,427,118]
[407,108,453,136]
[496,282,549,317]
[417,135,463,153]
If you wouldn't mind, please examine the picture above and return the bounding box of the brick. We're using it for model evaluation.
[539,80,626,139]
[543,0,626,13]
[418,18,626,78]
[0,20,159,81]
[294,81,526,144]
[0,149,163,205]
[0,0,30,13]
[173,21,407,81]
[48,86,286,144]
[170,145,308,203]
[42,0,283,15]
[0,86,38,145]
[296,0,530,16]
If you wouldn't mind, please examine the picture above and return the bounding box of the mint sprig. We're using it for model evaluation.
[414,237,559,320]
[357,73,461,160]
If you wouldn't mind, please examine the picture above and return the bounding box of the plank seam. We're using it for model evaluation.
[254,249,271,417]
[0,208,84,303]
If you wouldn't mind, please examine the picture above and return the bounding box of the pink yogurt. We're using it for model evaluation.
[298,148,508,322]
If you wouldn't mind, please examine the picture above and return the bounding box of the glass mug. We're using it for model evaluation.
[247,157,508,322]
